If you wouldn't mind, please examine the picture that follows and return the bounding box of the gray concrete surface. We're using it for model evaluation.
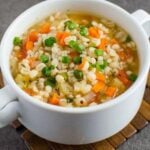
[0,0,150,149]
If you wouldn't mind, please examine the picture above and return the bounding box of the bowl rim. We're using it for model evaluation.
[0,0,150,114]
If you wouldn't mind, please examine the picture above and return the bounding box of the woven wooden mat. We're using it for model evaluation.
[0,71,150,150]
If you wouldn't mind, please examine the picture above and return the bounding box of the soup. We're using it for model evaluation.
[10,12,139,107]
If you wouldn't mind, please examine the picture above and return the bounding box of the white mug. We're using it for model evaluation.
[0,0,150,145]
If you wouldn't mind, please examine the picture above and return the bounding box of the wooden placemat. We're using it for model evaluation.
[0,70,150,150]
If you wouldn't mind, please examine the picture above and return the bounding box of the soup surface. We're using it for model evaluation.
[10,12,139,107]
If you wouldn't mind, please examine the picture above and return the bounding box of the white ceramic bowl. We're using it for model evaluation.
[0,0,150,145]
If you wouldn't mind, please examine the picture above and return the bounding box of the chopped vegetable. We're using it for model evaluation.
[73,70,83,80]
[96,60,108,71]
[69,40,84,53]
[92,81,105,93]
[128,74,137,82]
[65,20,77,30]
[13,37,22,46]
[88,27,100,38]
[56,32,69,46]
[25,41,34,50]
[62,56,71,64]
[45,76,56,87]
[73,56,82,64]
[44,37,56,47]
[40,54,49,63]
[98,38,109,50]
[117,70,131,86]
[94,49,104,56]
[48,93,59,105]
[80,26,88,36]
[105,86,117,97]
[39,22,50,34]
[42,66,54,77]
[96,72,105,82]
[28,31,38,42]
[24,88,35,96]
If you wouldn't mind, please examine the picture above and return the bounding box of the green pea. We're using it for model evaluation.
[73,69,83,80]
[64,20,77,30]
[73,56,82,64]
[45,76,56,87]
[40,54,49,63]
[80,26,88,36]
[44,37,56,47]
[42,65,55,77]
[62,56,71,64]
[13,37,22,46]
[128,74,137,82]
[94,49,104,56]
[96,60,108,71]
[69,40,84,54]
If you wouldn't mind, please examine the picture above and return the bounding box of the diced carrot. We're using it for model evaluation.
[117,51,127,61]
[117,70,131,86]
[105,86,117,97]
[25,41,34,50]
[88,27,100,38]
[24,88,35,96]
[92,81,106,93]
[98,38,109,50]
[28,31,38,42]
[96,72,105,82]
[69,51,78,58]
[56,32,70,46]
[39,22,50,34]
[56,32,63,40]
[16,50,27,59]
[48,93,59,105]
[78,57,87,70]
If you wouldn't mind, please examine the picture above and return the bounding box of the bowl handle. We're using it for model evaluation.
[0,85,19,128]
[132,9,150,37]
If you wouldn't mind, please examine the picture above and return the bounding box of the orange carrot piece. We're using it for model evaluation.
[16,50,27,59]
[88,27,100,38]
[92,81,106,93]
[117,70,131,86]
[56,32,63,40]
[24,88,35,96]
[98,38,109,50]
[39,22,50,34]
[25,41,34,50]
[56,32,69,46]
[117,51,127,61]
[78,57,87,70]
[105,86,117,97]
[48,93,59,105]
[28,31,38,42]
[96,72,105,82]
